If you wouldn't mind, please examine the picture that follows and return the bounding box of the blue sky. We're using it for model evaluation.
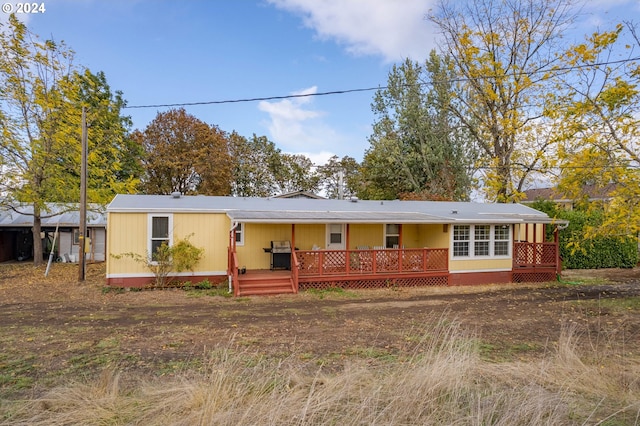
[3,0,638,164]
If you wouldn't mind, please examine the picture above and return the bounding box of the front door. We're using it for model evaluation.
[326,223,345,250]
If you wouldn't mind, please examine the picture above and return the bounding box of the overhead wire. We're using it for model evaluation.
[123,56,640,109]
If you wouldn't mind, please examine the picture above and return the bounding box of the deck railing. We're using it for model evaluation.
[291,251,300,292]
[513,242,557,268]
[296,247,448,277]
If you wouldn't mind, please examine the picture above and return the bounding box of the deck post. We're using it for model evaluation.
[554,226,560,276]
[291,223,296,273]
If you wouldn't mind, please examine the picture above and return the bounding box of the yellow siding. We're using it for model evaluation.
[107,212,230,276]
[515,223,546,242]
[349,224,383,248]
[415,224,449,248]
[237,223,292,269]
[294,224,325,250]
[107,212,148,275]
[173,213,229,272]
[450,258,512,271]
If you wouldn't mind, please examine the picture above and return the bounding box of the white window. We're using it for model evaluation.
[453,225,470,257]
[234,223,244,246]
[148,214,173,261]
[452,224,510,258]
[474,225,490,256]
[329,224,342,244]
[494,225,510,256]
[385,224,400,248]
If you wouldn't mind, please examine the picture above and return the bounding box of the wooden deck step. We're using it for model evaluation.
[237,271,295,296]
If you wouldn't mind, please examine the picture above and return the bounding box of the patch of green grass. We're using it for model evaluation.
[558,276,612,286]
[95,337,120,349]
[156,358,204,376]
[476,340,542,362]
[101,286,125,294]
[305,287,358,299]
[0,355,37,395]
[572,296,640,315]
[185,287,233,298]
[343,346,397,362]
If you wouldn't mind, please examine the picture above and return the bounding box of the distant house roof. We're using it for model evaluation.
[0,203,106,228]
[274,191,326,199]
[108,194,562,225]
[522,184,616,203]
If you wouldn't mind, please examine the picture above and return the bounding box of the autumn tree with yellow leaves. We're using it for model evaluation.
[429,0,579,202]
[0,16,141,266]
[550,22,640,238]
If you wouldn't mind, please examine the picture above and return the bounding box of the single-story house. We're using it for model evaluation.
[0,203,106,263]
[106,194,567,296]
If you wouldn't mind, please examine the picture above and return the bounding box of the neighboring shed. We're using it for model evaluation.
[106,194,567,295]
[0,203,106,263]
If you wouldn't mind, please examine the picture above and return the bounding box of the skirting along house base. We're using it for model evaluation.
[106,194,566,295]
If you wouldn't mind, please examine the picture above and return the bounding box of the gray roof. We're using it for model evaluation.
[108,194,562,225]
[0,203,106,228]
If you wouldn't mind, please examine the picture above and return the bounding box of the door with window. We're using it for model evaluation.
[326,223,345,250]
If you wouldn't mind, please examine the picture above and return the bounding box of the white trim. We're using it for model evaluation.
[451,224,511,260]
[147,213,173,262]
[107,270,227,279]
[326,223,345,249]
[234,222,245,246]
[384,223,400,248]
[450,268,512,274]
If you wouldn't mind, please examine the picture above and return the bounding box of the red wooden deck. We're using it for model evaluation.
[230,244,560,296]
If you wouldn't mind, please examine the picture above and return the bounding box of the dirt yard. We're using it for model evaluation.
[1,263,640,398]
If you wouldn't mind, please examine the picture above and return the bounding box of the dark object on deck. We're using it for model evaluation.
[266,240,291,270]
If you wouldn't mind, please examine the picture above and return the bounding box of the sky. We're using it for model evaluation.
[2,0,638,165]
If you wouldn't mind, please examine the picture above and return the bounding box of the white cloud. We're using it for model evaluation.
[258,86,346,159]
[267,0,437,62]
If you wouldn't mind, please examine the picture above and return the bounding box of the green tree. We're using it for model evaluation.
[53,69,142,202]
[429,0,578,202]
[137,108,232,195]
[361,55,476,200]
[272,153,321,195]
[317,155,360,199]
[0,16,139,265]
[229,133,319,197]
[229,133,281,197]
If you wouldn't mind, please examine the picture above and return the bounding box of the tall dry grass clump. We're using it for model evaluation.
[2,318,639,425]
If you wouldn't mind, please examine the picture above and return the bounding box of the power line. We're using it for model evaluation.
[124,87,382,109]
[123,56,640,110]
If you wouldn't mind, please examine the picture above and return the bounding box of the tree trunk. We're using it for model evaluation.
[32,203,43,266]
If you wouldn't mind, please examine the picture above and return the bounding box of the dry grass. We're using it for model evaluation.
[2,319,639,426]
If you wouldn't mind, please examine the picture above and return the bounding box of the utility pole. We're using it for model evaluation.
[78,107,87,282]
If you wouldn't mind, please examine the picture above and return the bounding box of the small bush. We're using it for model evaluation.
[112,235,204,288]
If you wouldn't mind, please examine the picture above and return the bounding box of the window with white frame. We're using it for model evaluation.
[474,225,490,256]
[453,224,510,258]
[453,225,470,257]
[385,224,400,248]
[494,225,510,256]
[234,223,244,245]
[149,214,172,261]
[329,224,343,244]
